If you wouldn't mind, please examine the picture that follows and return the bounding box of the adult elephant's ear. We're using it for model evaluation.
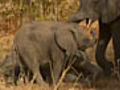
[101,0,120,23]
[54,29,77,55]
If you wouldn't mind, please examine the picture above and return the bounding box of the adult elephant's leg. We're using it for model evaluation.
[95,22,113,75]
[111,17,120,69]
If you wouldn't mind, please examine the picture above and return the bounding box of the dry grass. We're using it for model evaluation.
[0,33,14,62]
[0,78,119,90]
[0,82,96,90]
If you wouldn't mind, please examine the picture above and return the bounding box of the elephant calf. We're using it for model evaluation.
[0,21,96,86]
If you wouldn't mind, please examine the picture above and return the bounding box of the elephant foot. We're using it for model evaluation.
[31,73,48,87]
[36,79,48,87]
[116,59,120,76]
[103,61,114,76]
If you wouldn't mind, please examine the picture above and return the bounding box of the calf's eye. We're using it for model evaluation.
[90,30,96,37]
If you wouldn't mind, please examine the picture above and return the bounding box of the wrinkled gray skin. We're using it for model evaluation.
[69,0,120,75]
[0,21,95,86]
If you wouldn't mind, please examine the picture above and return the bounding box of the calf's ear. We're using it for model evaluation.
[54,30,77,55]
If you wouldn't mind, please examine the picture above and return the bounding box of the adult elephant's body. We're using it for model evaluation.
[69,0,120,74]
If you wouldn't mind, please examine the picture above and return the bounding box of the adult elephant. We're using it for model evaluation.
[69,0,120,75]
